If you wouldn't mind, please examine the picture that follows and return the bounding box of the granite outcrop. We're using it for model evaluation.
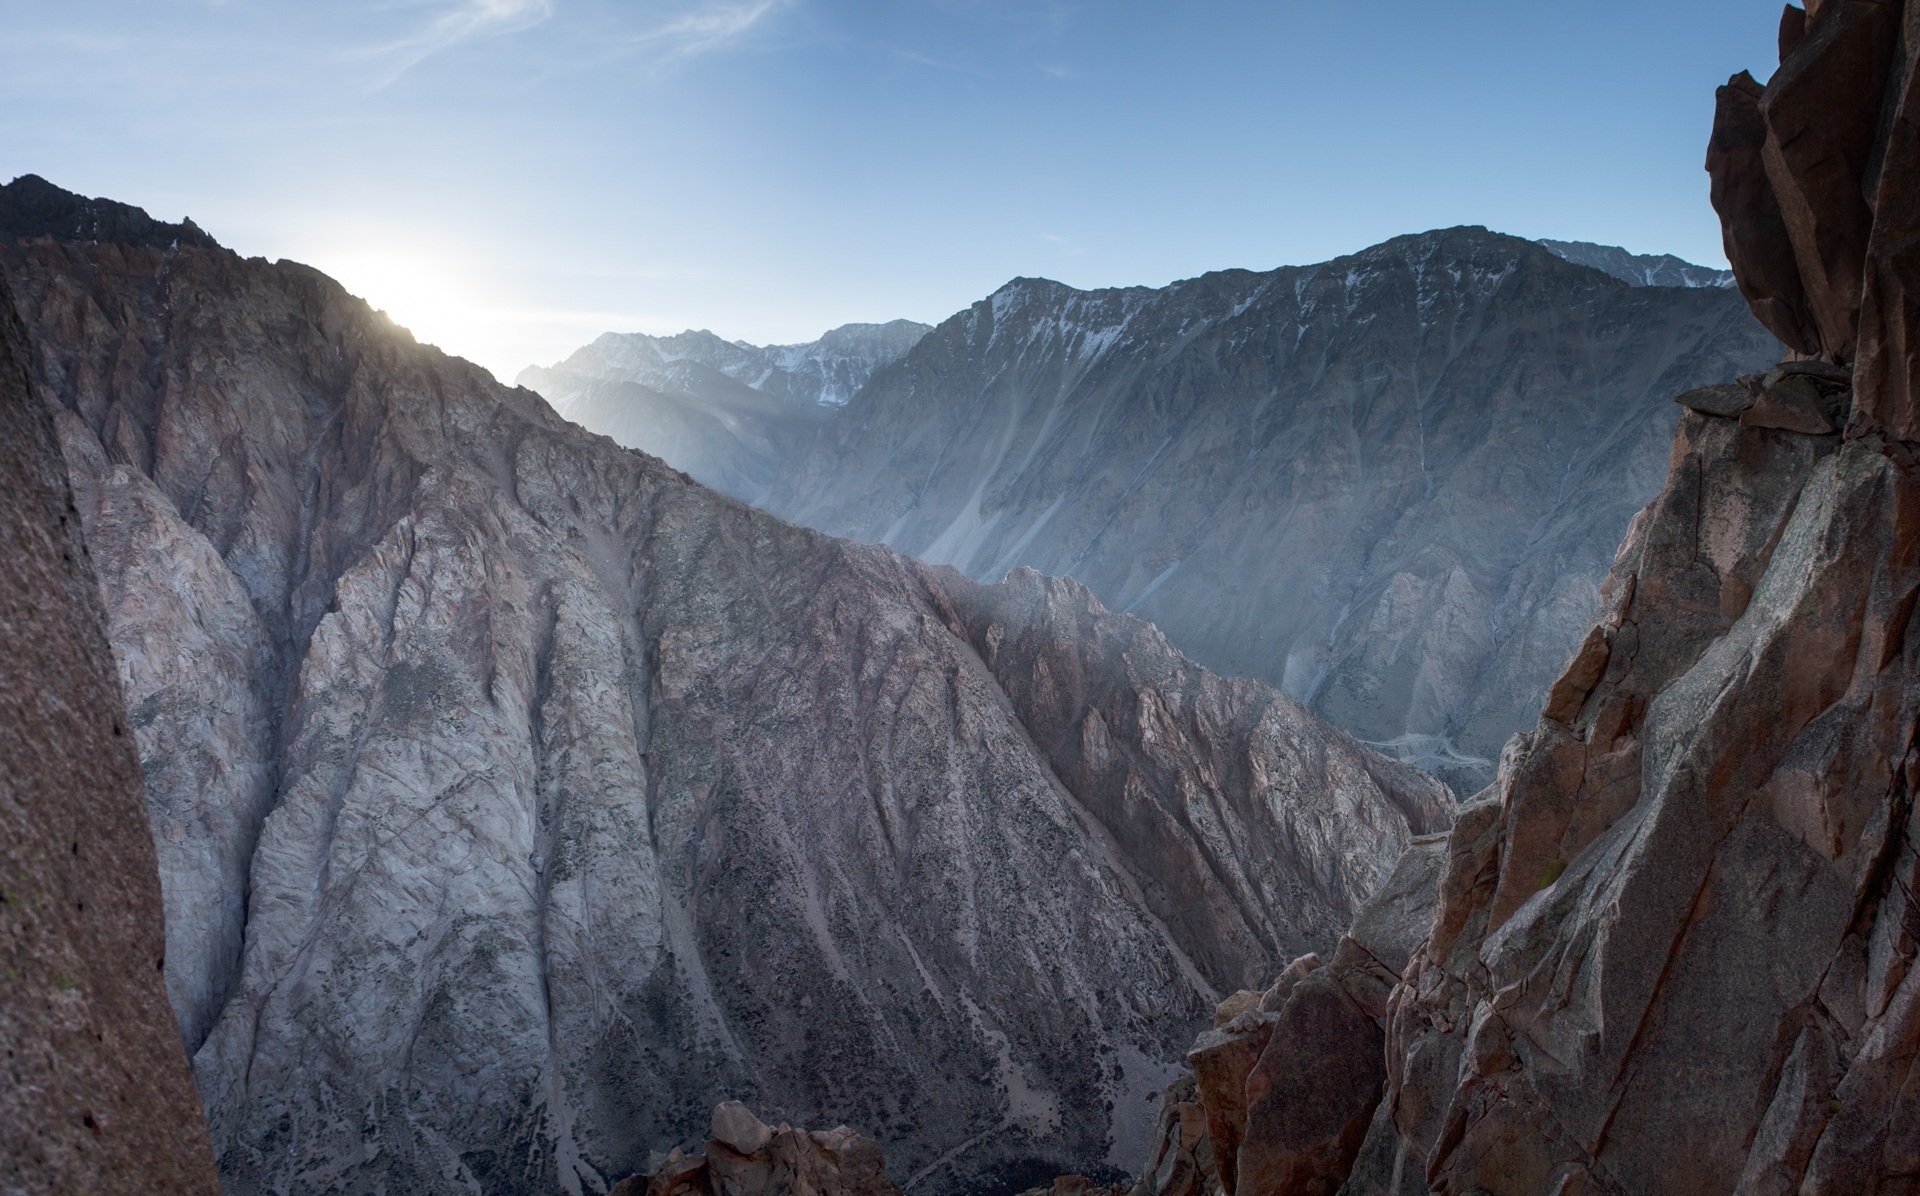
[0,177,1449,1196]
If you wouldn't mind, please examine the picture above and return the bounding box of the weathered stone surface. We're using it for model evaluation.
[1853,2,1920,440]
[0,270,219,1190]
[1187,1018,1277,1196]
[1,180,1446,1196]
[1230,841,1444,1196]
[1236,971,1385,1196]
[1710,71,1820,353]
[1759,0,1898,360]
[712,1101,778,1157]
[1212,991,1263,1028]
[1343,838,1447,979]
[1675,380,1757,417]
[1257,955,1322,1015]
[1740,371,1837,433]
[753,229,1777,793]
[1318,412,1920,1195]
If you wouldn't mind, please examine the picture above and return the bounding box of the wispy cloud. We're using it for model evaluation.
[629,0,787,58]
[364,0,555,87]
[883,45,980,75]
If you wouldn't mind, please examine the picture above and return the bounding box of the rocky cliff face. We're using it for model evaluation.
[0,266,218,1191]
[517,322,929,503]
[1113,4,1920,1194]
[1,178,1448,1196]
[759,234,1777,791]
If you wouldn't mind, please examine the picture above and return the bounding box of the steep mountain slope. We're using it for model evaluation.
[762,232,1779,790]
[517,323,929,503]
[0,268,219,1193]
[1535,238,1736,287]
[0,179,1448,1196]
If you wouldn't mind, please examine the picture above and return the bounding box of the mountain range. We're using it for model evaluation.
[530,232,1778,791]
[517,322,929,504]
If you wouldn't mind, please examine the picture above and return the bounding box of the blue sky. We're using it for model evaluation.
[0,1,1784,379]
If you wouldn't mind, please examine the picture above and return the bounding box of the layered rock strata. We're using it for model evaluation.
[0,177,1450,1196]
[0,268,218,1190]
[757,230,1777,792]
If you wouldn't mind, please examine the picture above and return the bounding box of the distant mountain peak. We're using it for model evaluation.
[1536,237,1735,288]
[0,174,220,252]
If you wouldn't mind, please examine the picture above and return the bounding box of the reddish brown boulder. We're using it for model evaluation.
[1709,71,1819,353]
[1740,372,1838,433]
[1235,967,1386,1196]
[616,1102,901,1196]
[1188,1015,1280,1195]
[1675,381,1758,418]
[1853,6,1920,439]
[1758,0,1899,360]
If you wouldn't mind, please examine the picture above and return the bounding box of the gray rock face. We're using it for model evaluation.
[1,182,1448,1196]
[0,266,219,1192]
[760,229,1779,791]
[1535,238,1737,288]
[517,322,930,503]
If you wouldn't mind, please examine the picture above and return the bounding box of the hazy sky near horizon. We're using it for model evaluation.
[0,0,1784,379]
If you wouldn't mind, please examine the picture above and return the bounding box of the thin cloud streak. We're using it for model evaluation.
[629,0,786,58]
[363,0,555,87]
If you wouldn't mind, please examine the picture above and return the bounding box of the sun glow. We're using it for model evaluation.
[307,243,661,383]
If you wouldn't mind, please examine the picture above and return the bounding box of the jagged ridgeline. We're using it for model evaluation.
[527,231,1779,795]
[0,173,1451,1195]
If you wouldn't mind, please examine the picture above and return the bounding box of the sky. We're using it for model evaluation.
[0,0,1787,381]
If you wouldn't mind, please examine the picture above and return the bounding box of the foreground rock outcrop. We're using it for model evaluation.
[1126,4,1920,1194]
[0,176,1449,1196]
[0,269,218,1188]
[1112,836,1446,1196]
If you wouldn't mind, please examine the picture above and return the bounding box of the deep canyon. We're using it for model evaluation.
[0,174,1447,1195]
[7,1,1917,1192]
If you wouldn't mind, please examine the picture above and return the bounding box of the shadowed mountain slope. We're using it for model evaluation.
[0,178,1448,1196]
